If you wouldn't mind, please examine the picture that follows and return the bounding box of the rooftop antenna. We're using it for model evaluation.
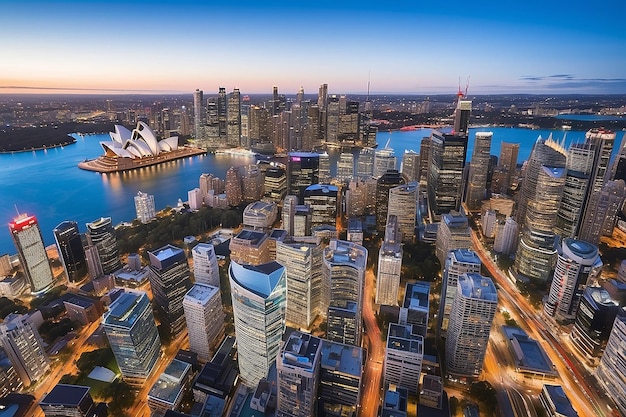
[367,71,371,102]
[14,204,20,216]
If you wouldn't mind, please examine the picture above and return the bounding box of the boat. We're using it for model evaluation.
[214,148,258,158]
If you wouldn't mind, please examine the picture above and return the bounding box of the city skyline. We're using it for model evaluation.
[1,1,625,95]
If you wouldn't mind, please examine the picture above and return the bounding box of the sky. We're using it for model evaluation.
[1,0,626,95]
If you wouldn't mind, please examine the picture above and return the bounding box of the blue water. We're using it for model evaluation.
[1,127,624,255]
[555,114,624,122]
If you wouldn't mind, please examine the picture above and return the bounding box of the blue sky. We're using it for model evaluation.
[1,0,625,95]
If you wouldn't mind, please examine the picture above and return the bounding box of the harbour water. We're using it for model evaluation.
[0,127,623,255]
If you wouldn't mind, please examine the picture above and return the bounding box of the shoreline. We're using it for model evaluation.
[0,138,77,154]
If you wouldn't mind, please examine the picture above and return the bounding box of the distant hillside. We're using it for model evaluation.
[0,122,115,152]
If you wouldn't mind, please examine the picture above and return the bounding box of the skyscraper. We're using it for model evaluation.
[264,165,287,203]
[498,142,520,191]
[465,132,493,211]
[435,212,472,267]
[446,273,497,379]
[514,136,566,283]
[229,260,286,387]
[418,136,431,183]
[544,239,602,322]
[383,323,424,394]
[376,170,407,233]
[387,181,418,243]
[148,244,193,336]
[356,147,375,178]
[227,88,241,147]
[225,166,242,207]
[287,152,320,203]
[400,281,430,338]
[453,99,471,136]
[595,307,626,416]
[0,314,50,387]
[438,249,481,337]
[193,89,204,141]
[318,152,330,183]
[324,240,367,346]
[304,184,339,228]
[134,190,156,224]
[401,150,420,182]
[318,340,363,416]
[427,130,468,220]
[376,215,402,306]
[191,243,220,288]
[86,217,122,275]
[373,146,397,178]
[569,286,619,358]
[337,153,355,182]
[9,213,54,294]
[183,283,225,363]
[53,220,87,284]
[276,332,322,417]
[578,179,626,245]
[103,290,161,386]
[275,238,323,328]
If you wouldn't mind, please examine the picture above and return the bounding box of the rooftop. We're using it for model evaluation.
[280,332,321,371]
[459,273,497,302]
[229,260,285,298]
[387,323,424,353]
[105,291,148,328]
[40,384,90,407]
[450,249,481,265]
[403,282,430,310]
[320,340,363,377]
[324,240,367,269]
[185,283,220,304]
[543,385,578,417]
[148,359,191,405]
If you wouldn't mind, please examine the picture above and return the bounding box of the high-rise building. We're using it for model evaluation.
[193,89,204,141]
[243,201,278,232]
[465,132,493,211]
[595,307,626,416]
[40,384,98,417]
[514,136,566,283]
[217,87,227,144]
[241,164,264,203]
[229,229,270,266]
[400,282,430,338]
[304,184,338,228]
[356,147,375,178]
[498,142,520,190]
[103,290,161,386]
[225,167,242,207]
[453,99,471,136]
[227,88,241,147]
[435,212,472,266]
[376,170,407,233]
[538,385,578,417]
[578,179,626,245]
[191,243,220,288]
[282,195,298,236]
[438,249,481,337]
[383,323,424,394]
[183,283,225,363]
[276,332,322,417]
[544,239,602,322]
[9,213,54,294]
[53,220,87,284]
[86,217,122,275]
[318,152,330,183]
[264,165,287,203]
[148,244,193,336]
[324,240,367,346]
[134,191,156,223]
[337,153,355,181]
[275,238,324,328]
[418,136,431,183]
[446,273,497,379]
[287,152,320,203]
[374,146,397,179]
[401,150,420,182]
[387,181,418,242]
[0,314,49,387]
[493,216,519,255]
[570,286,619,358]
[427,130,468,220]
[318,340,363,416]
[229,260,286,387]
[376,215,402,306]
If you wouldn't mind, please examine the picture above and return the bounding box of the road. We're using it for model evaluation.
[360,268,384,417]
[27,319,102,417]
[470,230,609,417]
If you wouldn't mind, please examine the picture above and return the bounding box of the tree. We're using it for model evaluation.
[470,381,498,416]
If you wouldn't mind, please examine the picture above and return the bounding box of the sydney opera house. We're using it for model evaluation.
[78,122,205,173]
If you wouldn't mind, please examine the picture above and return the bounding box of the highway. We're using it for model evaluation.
[360,268,384,417]
[470,230,611,417]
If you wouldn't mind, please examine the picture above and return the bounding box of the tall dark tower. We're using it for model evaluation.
[376,170,407,232]
[53,221,87,284]
[287,152,320,204]
[453,99,472,137]
[193,89,204,140]
[465,132,493,211]
[427,131,468,220]
[86,217,122,275]
[217,87,227,143]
